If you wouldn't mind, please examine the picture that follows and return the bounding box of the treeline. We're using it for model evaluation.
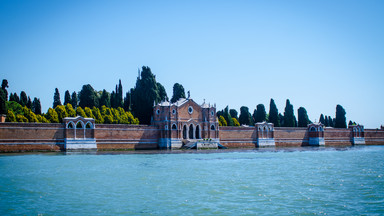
[217,99,350,128]
[1,66,187,125]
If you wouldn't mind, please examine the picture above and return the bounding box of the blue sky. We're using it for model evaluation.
[1,0,383,128]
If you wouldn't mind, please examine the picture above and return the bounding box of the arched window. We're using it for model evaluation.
[183,125,187,139]
[189,124,194,139]
[310,127,316,132]
[172,124,177,130]
[76,121,84,129]
[319,126,323,132]
[67,122,75,129]
[195,125,200,139]
[85,122,93,129]
[210,124,215,131]
[165,125,168,130]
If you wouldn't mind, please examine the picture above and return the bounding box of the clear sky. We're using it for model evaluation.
[1,0,383,128]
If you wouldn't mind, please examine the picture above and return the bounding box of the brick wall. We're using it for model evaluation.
[365,129,384,145]
[219,126,256,148]
[323,128,352,146]
[274,127,308,147]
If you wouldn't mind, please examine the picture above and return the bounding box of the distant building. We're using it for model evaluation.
[152,97,219,149]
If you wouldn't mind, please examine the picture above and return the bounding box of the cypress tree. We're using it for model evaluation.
[170,83,186,103]
[328,116,334,127]
[32,97,42,115]
[118,79,123,107]
[1,79,9,100]
[283,99,295,127]
[79,84,98,108]
[268,99,280,127]
[324,115,329,127]
[20,91,28,107]
[348,120,353,126]
[27,96,32,109]
[64,90,71,105]
[157,82,168,101]
[71,91,78,108]
[13,93,20,104]
[99,89,111,108]
[319,114,325,124]
[254,104,266,123]
[229,109,238,119]
[335,104,347,128]
[239,106,253,126]
[53,88,62,108]
[223,106,233,126]
[0,89,6,114]
[297,107,310,127]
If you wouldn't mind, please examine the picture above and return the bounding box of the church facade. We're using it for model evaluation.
[151,97,219,149]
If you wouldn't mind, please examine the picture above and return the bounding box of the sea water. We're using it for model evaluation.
[0,146,383,215]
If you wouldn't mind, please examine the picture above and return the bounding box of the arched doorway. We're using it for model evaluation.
[195,125,200,139]
[189,124,194,139]
[183,125,187,139]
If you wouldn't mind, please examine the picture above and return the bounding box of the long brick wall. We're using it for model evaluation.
[219,126,256,148]
[365,129,384,145]
[274,127,308,147]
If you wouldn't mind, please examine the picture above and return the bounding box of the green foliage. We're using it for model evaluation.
[297,107,310,127]
[1,79,8,100]
[328,116,334,127]
[170,83,186,103]
[268,99,280,127]
[32,97,42,115]
[20,91,28,107]
[229,109,238,119]
[53,88,62,108]
[335,104,347,128]
[0,88,6,114]
[5,110,16,122]
[84,107,95,119]
[79,84,98,108]
[324,115,329,127]
[239,106,253,126]
[23,106,38,122]
[283,99,295,127]
[76,107,87,118]
[64,90,71,105]
[65,103,76,117]
[46,108,59,123]
[92,106,104,124]
[131,66,167,125]
[10,92,20,103]
[232,118,240,126]
[219,115,227,126]
[71,91,78,108]
[55,105,68,123]
[223,106,233,126]
[16,114,28,123]
[27,96,32,109]
[254,104,266,123]
[319,114,325,124]
[36,115,49,123]
[99,89,111,108]
[6,101,23,115]
[123,90,132,111]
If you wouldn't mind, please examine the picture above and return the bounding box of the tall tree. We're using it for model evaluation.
[64,90,71,105]
[229,109,238,120]
[268,98,280,127]
[239,106,253,126]
[157,82,168,101]
[79,84,98,108]
[131,66,166,125]
[324,115,329,127]
[170,83,186,103]
[328,116,334,127]
[99,89,111,108]
[20,91,28,107]
[71,91,78,108]
[27,96,32,109]
[319,114,325,124]
[335,104,347,128]
[117,79,123,107]
[283,99,295,127]
[254,104,266,123]
[1,79,8,101]
[32,97,42,115]
[223,106,233,126]
[297,107,310,127]
[53,88,62,108]
[123,89,133,111]
[0,89,6,114]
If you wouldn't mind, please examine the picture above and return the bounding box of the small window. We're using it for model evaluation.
[156,109,160,115]
[188,106,193,114]
[310,127,316,132]
[76,122,83,129]
[67,122,74,129]
[172,124,177,130]
[172,109,176,115]
[165,125,168,130]
[211,111,214,116]
[211,124,215,130]
[86,122,93,129]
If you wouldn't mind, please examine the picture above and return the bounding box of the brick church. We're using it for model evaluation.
[151,96,219,149]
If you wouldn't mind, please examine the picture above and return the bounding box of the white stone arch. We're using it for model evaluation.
[66,121,75,129]
[85,121,94,129]
[76,120,84,129]
[309,126,316,132]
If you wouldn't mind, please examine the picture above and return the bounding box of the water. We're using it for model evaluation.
[1,146,384,215]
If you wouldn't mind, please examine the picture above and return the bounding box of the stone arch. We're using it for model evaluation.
[172,123,177,130]
[76,121,84,129]
[309,126,316,132]
[183,125,187,139]
[67,121,75,129]
[85,121,94,129]
[189,124,194,139]
[165,125,168,130]
[210,124,216,131]
[195,124,201,139]
[319,126,323,131]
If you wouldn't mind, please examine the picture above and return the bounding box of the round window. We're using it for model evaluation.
[188,106,193,114]
[156,109,160,115]
[211,111,214,116]
[172,109,176,115]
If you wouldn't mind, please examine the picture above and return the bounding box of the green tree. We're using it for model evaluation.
[20,91,28,107]
[32,97,42,115]
[79,84,98,108]
[348,120,353,126]
[23,106,38,123]
[76,107,87,118]
[319,114,325,124]
[1,79,9,100]
[254,104,266,123]
[229,109,238,119]
[71,91,78,108]
[6,101,23,115]
[123,90,133,111]
[239,106,253,126]
[53,88,62,108]
[84,107,95,119]
[170,83,186,103]
[10,92,20,103]
[55,105,68,123]
[297,107,310,127]
[64,90,71,105]
[0,88,6,114]
[65,103,76,117]
[324,115,329,127]
[335,105,347,128]
[16,114,28,122]
[283,99,295,127]
[268,99,280,127]
[36,115,49,123]
[328,116,334,127]
[218,115,227,126]
[222,106,233,126]
[99,89,111,108]
[232,118,240,126]
[5,110,16,122]
[26,96,32,109]
[45,108,59,123]
[92,107,104,124]
[131,66,166,125]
